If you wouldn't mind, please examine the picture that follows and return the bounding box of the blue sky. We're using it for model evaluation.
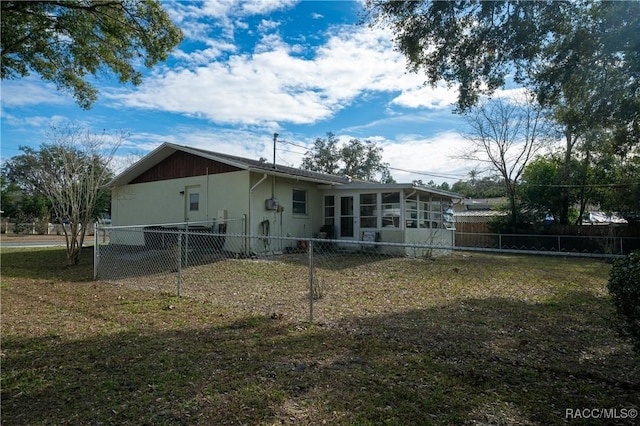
[0,0,506,185]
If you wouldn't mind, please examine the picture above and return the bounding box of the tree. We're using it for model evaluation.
[584,131,640,223]
[302,133,394,183]
[365,1,639,122]
[414,179,453,192]
[519,155,569,222]
[1,172,54,230]
[1,0,183,109]
[3,125,122,265]
[301,132,341,175]
[608,251,640,354]
[365,0,640,223]
[458,94,552,229]
[451,174,507,199]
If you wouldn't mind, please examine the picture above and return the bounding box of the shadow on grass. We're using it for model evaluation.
[2,292,639,425]
[0,247,93,282]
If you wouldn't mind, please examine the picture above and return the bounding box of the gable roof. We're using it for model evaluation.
[108,142,351,187]
[108,143,465,200]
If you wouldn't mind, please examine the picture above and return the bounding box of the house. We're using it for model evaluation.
[453,197,508,232]
[108,143,462,255]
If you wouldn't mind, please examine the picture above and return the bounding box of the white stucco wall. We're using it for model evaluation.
[110,170,325,252]
[111,171,250,227]
[247,173,324,253]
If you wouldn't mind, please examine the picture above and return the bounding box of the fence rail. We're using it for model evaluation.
[455,231,639,256]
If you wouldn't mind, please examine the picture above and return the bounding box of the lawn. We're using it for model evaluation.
[1,246,639,425]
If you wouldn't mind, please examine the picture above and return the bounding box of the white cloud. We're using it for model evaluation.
[0,80,70,107]
[391,83,458,110]
[379,131,471,184]
[240,0,299,16]
[172,39,237,65]
[257,18,280,32]
[111,20,456,127]
[124,127,276,160]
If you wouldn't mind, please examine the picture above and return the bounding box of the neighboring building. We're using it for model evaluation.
[108,143,462,255]
[453,198,507,230]
[583,211,628,225]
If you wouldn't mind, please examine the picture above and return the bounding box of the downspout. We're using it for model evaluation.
[248,174,268,254]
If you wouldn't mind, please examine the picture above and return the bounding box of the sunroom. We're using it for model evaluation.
[317,183,461,256]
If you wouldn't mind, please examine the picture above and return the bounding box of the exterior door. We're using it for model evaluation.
[184,185,206,223]
[339,195,356,238]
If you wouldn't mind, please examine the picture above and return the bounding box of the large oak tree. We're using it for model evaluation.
[302,133,394,183]
[366,0,639,223]
[1,0,183,109]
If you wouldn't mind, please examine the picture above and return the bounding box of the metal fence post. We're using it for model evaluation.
[558,235,562,252]
[308,239,314,324]
[184,222,189,268]
[93,223,98,280]
[499,234,502,249]
[177,230,183,297]
[243,214,248,256]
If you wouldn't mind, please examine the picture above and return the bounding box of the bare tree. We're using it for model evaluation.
[459,92,553,229]
[5,124,124,265]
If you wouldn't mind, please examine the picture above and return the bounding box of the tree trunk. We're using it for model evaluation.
[64,222,81,266]
[560,129,575,225]
[575,149,591,225]
[506,180,518,232]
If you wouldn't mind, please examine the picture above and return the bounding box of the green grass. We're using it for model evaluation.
[1,247,639,425]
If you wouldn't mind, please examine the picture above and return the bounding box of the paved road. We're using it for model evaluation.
[0,236,93,248]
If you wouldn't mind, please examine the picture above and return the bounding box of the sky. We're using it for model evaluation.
[0,0,504,185]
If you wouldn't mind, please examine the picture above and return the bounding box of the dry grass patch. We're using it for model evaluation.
[2,247,639,425]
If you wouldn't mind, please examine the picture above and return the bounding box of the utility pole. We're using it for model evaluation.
[273,132,279,169]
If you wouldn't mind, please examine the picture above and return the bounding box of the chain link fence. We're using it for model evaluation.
[94,222,457,323]
[456,232,639,255]
[94,223,633,323]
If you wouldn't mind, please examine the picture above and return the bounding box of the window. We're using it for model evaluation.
[324,195,335,225]
[381,192,400,227]
[340,196,354,237]
[419,201,431,228]
[359,193,377,228]
[405,194,454,230]
[406,193,418,228]
[292,189,307,214]
[430,200,442,224]
[189,193,199,211]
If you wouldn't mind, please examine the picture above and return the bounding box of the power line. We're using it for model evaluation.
[527,182,640,188]
[277,138,467,181]
[279,139,310,151]
[387,166,466,180]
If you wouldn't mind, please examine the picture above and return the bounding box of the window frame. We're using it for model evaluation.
[189,192,200,211]
[324,195,335,225]
[359,193,378,229]
[292,188,308,215]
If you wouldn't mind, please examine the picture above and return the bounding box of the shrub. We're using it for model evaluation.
[607,250,640,353]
